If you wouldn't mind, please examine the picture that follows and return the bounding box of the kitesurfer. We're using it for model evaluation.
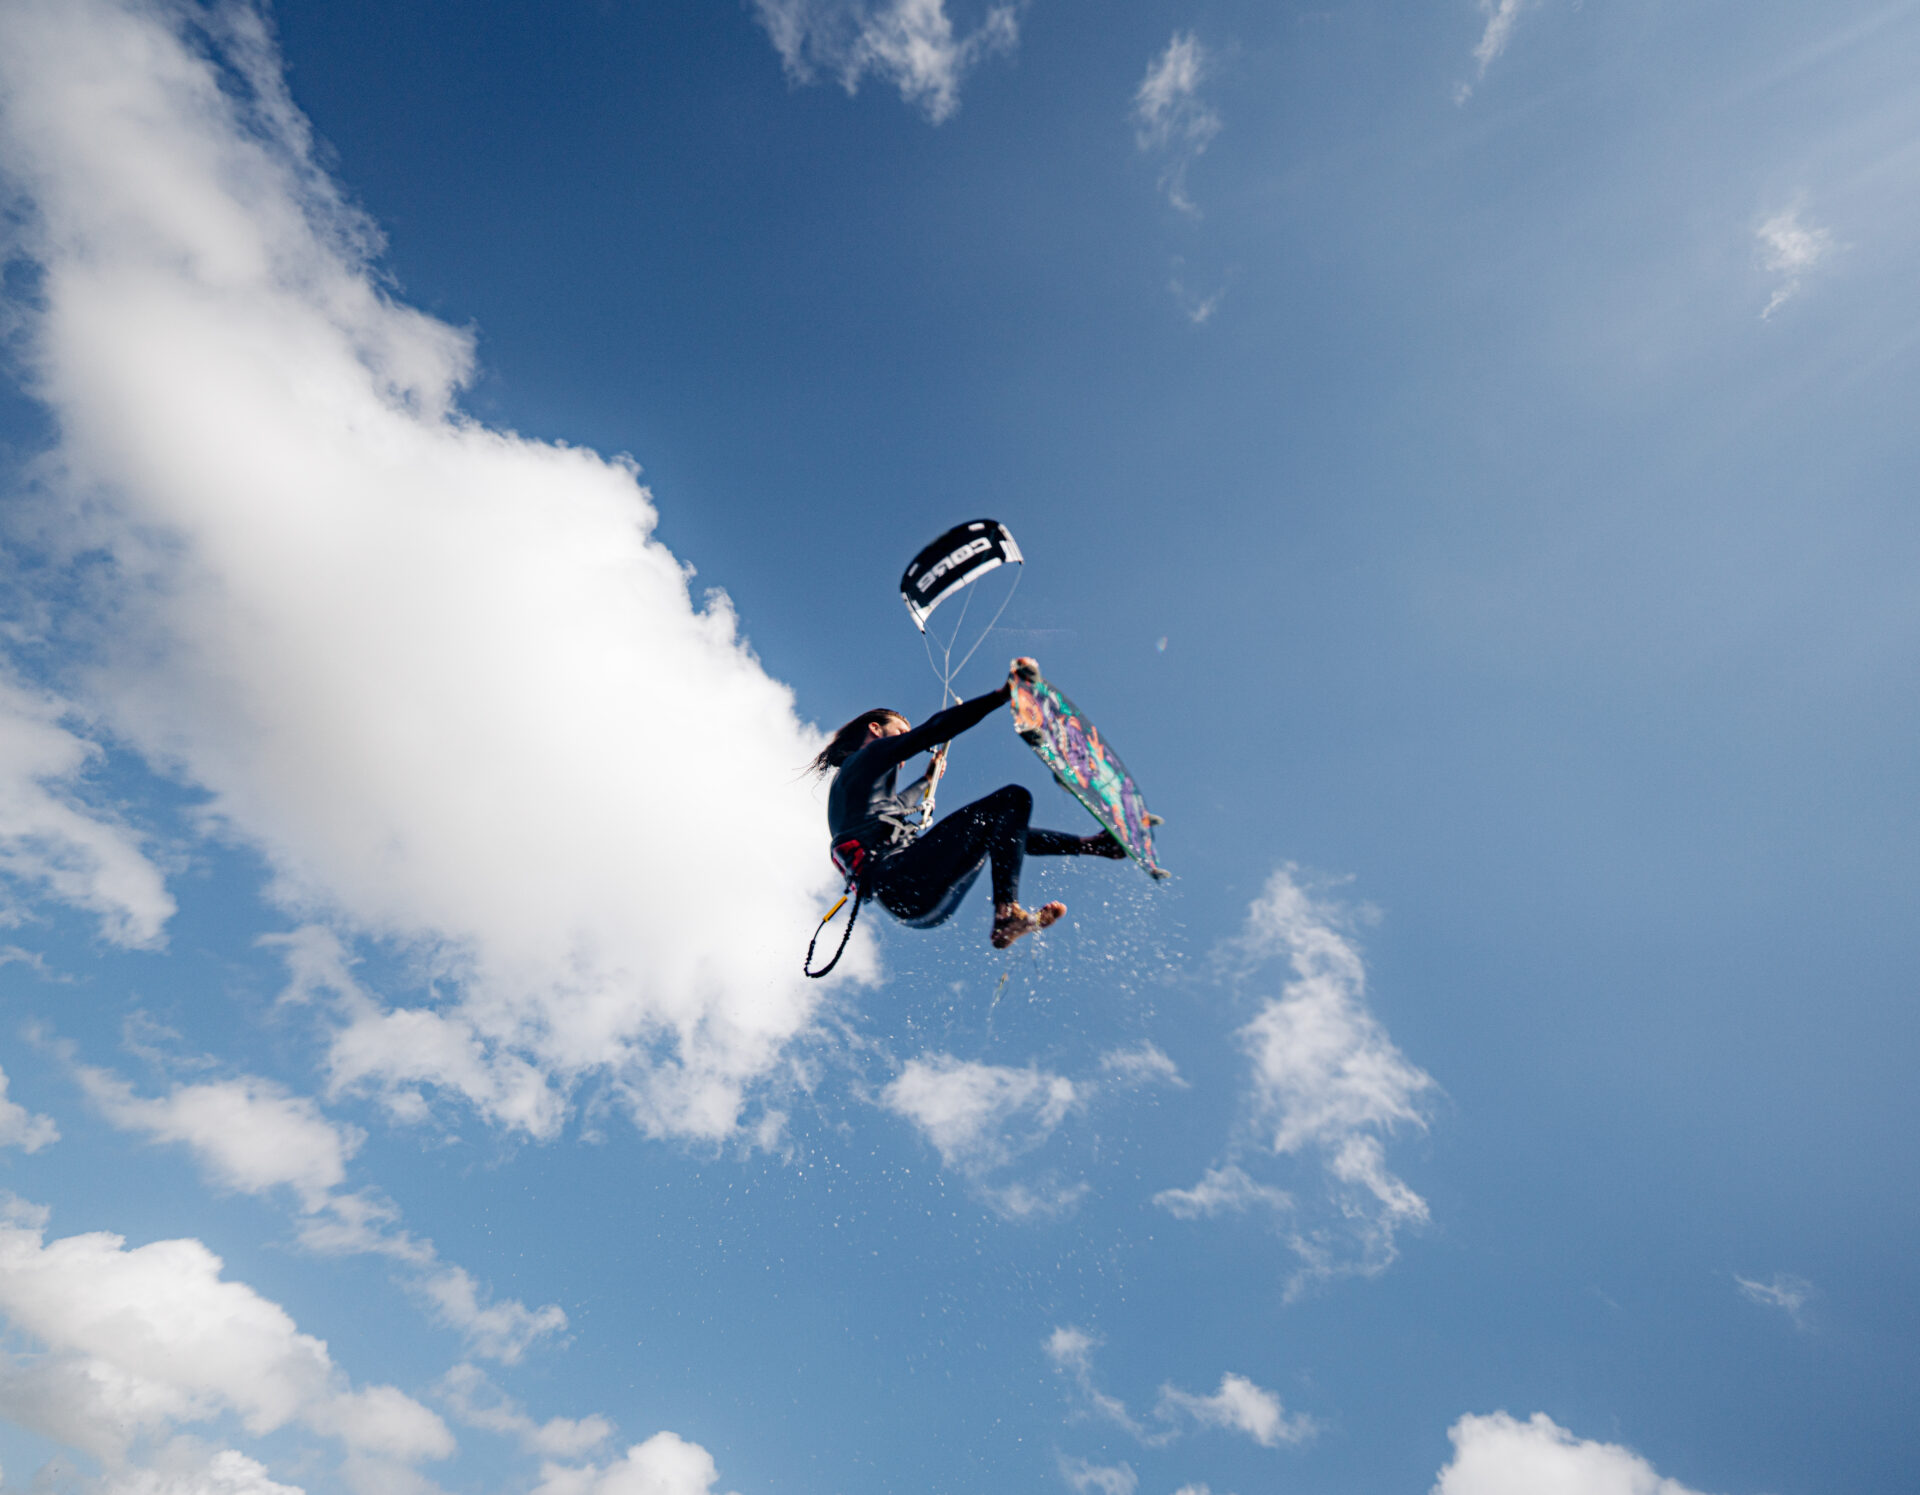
[813,659,1125,948]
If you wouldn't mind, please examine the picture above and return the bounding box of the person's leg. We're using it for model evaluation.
[872,786,1025,925]
[1027,827,1128,858]
[977,784,1031,907]
[871,787,1066,945]
[963,785,1067,948]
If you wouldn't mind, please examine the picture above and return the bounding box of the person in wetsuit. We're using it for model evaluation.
[813,658,1125,949]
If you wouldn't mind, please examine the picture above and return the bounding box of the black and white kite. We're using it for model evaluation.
[892,518,1024,833]
[899,520,1023,631]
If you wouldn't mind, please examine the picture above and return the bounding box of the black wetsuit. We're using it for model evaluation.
[827,686,1093,928]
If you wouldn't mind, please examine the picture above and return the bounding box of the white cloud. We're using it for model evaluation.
[1471,1,1527,72]
[883,1054,1076,1172]
[1230,870,1431,1153]
[100,1447,306,1495]
[0,1064,58,1153]
[77,1067,360,1211]
[1151,1165,1289,1220]
[1045,1327,1145,1438]
[1757,207,1836,318]
[1097,1042,1185,1088]
[1326,1131,1429,1229]
[0,944,62,978]
[278,926,568,1137]
[1046,1327,1312,1450]
[1757,210,1833,274]
[985,1177,1091,1219]
[885,1044,1192,1214]
[289,1188,431,1265]
[323,1208,565,1364]
[0,672,173,947]
[1056,1455,1137,1495]
[1456,1,1530,102]
[1433,1411,1717,1495]
[0,0,846,1147]
[1168,272,1225,326]
[74,1053,564,1362]
[1155,1373,1313,1448]
[534,1431,736,1495]
[1735,1271,1813,1329]
[415,1265,568,1365]
[1135,33,1222,215]
[1161,867,1435,1294]
[309,1385,454,1462]
[0,1205,451,1490]
[752,0,1018,123]
[437,1362,612,1460]
[883,1054,1084,1218]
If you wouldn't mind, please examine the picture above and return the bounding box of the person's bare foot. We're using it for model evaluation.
[1081,833,1127,859]
[992,901,1067,948]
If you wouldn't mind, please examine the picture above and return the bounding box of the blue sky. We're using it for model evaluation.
[0,2,1915,1494]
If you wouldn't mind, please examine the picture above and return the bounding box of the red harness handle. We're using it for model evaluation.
[831,837,867,882]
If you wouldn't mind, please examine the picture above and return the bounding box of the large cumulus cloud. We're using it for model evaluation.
[0,0,851,1143]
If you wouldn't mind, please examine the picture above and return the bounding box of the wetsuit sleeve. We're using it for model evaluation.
[863,685,1009,769]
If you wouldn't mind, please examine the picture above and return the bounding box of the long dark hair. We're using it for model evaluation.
[809,708,904,777]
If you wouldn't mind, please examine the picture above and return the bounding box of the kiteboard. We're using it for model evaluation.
[1009,665,1168,880]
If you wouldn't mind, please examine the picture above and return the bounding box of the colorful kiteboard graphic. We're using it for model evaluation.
[1009,668,1167,880]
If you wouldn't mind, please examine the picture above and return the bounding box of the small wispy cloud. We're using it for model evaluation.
[1159,867,1437,1297]
[1097,1042,1186,1087]
[882,1053,1085,1218]
[883,1045,1184,1217]
[1756,206,1836,318]
[1057,1455,1138,1495]
[1152,1164,1290,1220]
[1047,1326,1144,1436]
[76,1063,363,1212]
[0,1063,57,1154]
[1455,0,1530,103]
[1135,33,1222,215]
[883,1054,1076,1173]
[1736,1272,1814,1329]
[417,1264,570,1365]
[436,1362,612,1459]
[752,0,1019,123]
[0,674,174,948]
[1045,1326,1315,1449]
[1157,1374,1314,1448]
[1168,268,1226,326]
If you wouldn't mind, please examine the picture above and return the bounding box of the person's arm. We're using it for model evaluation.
[864,683,1010,769]
[914,683,1011,747]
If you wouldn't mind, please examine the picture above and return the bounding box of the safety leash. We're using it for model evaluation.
[804,837,871,979]
[803,879,862,978]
